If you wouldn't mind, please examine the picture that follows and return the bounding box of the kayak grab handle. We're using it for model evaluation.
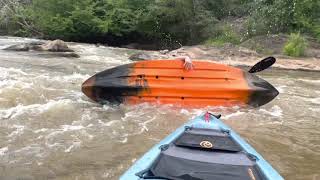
[205,112,222,119]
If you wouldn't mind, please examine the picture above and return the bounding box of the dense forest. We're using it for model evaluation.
[1,0,319,50]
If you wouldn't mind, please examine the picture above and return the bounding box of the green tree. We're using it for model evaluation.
[24,0,104,40]
[138,0,221,47]
[247,0,320,38]
[2,0,319,46]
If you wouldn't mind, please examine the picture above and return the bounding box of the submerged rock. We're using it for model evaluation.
[121,43,159,50]
[4,42,44,51]
[4,44,31,51]
[36,52,80,58]
[129,52,153,61]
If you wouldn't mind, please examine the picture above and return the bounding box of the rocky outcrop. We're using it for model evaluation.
[3,39,79,58]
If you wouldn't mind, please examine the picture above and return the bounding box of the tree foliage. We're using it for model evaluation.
[283,33,308,57]
[247,0,320,37]
[1,0,320,46]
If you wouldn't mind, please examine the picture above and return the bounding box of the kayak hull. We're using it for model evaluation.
[120,114,283,180]
[82,60,278,107]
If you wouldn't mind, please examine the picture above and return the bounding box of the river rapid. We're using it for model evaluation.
[0,36,319,180]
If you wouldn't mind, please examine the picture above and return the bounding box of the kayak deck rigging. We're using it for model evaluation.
[120,113,284,180]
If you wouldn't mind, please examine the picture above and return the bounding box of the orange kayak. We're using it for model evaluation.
[82,60,278,107]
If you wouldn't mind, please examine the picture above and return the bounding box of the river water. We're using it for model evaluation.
[0,36,319,180]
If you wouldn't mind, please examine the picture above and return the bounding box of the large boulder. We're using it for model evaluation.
[40,40,74,52]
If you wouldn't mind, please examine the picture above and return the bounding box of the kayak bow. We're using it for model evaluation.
[120,113,284,180]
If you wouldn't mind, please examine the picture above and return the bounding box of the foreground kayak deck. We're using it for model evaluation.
[120,113,283,180]
[82,60,279,107]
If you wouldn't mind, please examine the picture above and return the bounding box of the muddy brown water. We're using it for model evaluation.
[0,37,319,180]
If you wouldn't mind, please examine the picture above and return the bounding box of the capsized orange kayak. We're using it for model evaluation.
[82,60,278,107]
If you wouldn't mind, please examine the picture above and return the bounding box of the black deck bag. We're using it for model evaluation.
[174,127,242,152]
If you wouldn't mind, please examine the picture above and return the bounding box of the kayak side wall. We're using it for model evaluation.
[212,117,284,180]
[120,115,283,180]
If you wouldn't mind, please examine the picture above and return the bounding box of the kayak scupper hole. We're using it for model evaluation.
[156,76,159,79]
[181,77,184,80]
[181,97,185,100]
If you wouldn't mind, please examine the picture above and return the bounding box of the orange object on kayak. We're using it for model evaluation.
[82,60,278,107]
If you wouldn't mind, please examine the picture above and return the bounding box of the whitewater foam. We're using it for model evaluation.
[311,98,320,105]
[7,125,25,139]
[223,111,245,120]
[0,147,8,156]
[0,99,75,119]
[64,141,81,153]
[258,105,283,117]
[298,78,320,84]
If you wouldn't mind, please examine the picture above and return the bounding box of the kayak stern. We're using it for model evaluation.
[245,72,279,107]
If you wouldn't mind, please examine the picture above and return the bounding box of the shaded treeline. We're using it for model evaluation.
[0,0,319,49]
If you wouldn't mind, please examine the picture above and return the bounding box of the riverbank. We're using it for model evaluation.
[1,36,319,72]
[127,44,320,72]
